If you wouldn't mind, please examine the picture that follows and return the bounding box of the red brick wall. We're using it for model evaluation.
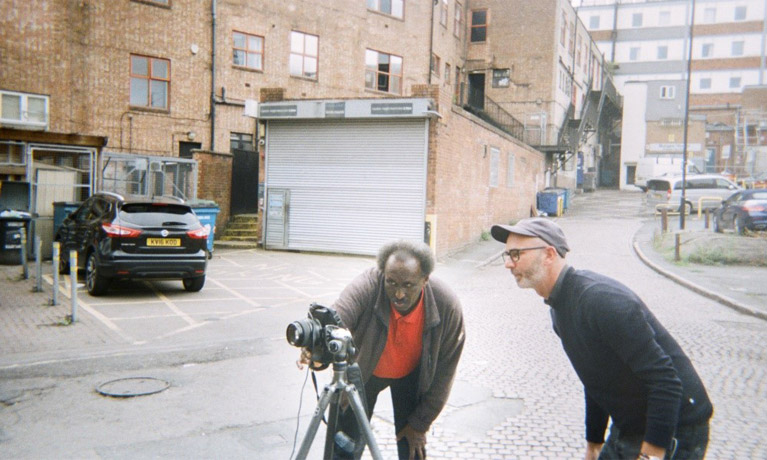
[193,150,233,234]
[414,85,546,256]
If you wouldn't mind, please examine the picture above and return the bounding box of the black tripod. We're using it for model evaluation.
[294,331,383,460]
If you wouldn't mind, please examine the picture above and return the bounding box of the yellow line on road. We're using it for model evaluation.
[145,282,199,327]
[45,274,136,343]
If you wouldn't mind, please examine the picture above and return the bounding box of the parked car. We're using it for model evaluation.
[645,174,741,213]
[55,192,209,296]
[713,189,767,235]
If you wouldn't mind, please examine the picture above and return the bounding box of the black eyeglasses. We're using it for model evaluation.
[501,246,549,263]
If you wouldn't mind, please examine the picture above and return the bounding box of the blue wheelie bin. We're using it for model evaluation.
[188,200,220,257]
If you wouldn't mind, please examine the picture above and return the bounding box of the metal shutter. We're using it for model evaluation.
[265,118,427,256]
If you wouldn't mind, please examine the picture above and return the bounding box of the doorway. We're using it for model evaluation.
[468,73,486,111]
[230,133,259,215]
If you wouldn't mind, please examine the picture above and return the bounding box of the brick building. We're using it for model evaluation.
[1,0,619,256]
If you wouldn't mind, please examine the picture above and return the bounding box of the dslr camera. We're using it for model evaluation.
[286,303,357,370]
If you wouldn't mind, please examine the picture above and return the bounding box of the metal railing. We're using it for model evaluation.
[464,96,525,142]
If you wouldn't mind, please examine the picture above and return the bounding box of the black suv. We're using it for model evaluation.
[55,192,208,296]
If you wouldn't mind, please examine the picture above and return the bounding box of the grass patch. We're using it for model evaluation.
[654,230,767,267]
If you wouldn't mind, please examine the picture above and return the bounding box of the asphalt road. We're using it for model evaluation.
[1,189,765,459]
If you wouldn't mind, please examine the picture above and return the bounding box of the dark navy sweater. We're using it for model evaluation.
[546,267,713,448]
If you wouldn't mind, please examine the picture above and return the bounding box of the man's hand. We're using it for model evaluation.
[296,348,314,370]
[585,441,603,460]
[396,424,426,459]
[638,441,666,460]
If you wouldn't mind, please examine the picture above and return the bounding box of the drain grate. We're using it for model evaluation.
[96,377,170,398]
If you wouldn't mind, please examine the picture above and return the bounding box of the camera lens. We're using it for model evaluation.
[286,319,312,347]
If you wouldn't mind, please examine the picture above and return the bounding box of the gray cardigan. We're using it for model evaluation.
[333,267,466,432]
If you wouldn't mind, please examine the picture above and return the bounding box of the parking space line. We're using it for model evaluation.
[45,274,137,343]
[207,276,267,307]
[145,282,199,327]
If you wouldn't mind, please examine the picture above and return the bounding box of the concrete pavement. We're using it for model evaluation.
[1,189,766,459]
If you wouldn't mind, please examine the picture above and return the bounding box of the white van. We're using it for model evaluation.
[645,174,741,213]
[635,157,703,191]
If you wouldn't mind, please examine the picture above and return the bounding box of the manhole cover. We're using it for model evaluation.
[96,377,170,398]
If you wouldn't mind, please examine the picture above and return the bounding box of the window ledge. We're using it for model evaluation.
[290,75,318,83]
[129,106,171,115]
[233,65,264,74]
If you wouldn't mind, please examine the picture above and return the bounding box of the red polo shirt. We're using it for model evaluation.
[373,290,425,379]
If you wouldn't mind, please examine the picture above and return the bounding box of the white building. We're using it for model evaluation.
[577,0,767,188]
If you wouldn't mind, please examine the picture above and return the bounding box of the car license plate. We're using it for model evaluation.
[147,238,181,247]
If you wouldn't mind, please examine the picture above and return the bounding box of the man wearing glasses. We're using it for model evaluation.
[491,218,712,460]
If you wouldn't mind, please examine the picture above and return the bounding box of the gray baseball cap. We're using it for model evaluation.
[491,218,570,257]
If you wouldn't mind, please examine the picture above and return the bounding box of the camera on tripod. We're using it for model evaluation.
[286,303,357,370]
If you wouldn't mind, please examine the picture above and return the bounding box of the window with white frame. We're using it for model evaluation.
[454,2,463,38]
[660,85,676,99]
[0,91,48,128]
[657,46,668,60]
[366,0,403,19]
[632,13,643,27]
[700,78,712,90]
[365,49,402,94]
[130,54,170,109]
[506,153,515,187]
[290,31,318,79]
[492,69,510,87]
[439,0,448,26]
[734,6,747,21]
[629,47,640,61]
[701,43,713,58]
[489,147,500,187]
[659,11,671,26]
[732,40,744,56]
[233,31,264,70]
[703,7,716,23]
[730,76,742,89]
[431,53,441,77]
[589,15,599,29]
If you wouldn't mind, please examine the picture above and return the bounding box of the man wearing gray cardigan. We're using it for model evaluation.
[333,240,465,460]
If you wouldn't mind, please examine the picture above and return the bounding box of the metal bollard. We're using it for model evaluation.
[51,242,60,306]
[34,236,43,292]
[20,227,28,279]
[69,250,78,322]
[661,208,668,233]
[704,209,710,229]
[674,233,681,262]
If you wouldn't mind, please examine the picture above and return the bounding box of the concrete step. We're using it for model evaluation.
[222,229,259,237]
[213,240,260,250]
[219,235,260,242]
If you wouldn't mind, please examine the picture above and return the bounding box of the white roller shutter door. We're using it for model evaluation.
[265,118,427,256]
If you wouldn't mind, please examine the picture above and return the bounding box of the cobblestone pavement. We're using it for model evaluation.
[1,189,766,459]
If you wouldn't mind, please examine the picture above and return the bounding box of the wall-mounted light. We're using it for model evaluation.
[187,131,196,140]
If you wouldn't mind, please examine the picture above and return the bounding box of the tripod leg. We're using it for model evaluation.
[323,388,343,460]
[346,385,384,460]
[295,383,338,460]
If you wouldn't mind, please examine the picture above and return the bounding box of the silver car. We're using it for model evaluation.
[646,174,741,214]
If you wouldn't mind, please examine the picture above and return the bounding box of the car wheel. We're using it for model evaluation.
[713,214,722,233]
[735,217,746,236]
[183,275,205,292]
[86,252,111,296]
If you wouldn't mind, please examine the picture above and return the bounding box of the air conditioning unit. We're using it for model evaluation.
[0,90,49,131]
[149,161,163,172]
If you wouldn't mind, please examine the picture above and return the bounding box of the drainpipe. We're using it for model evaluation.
[428,0,436,85]
[210,0,217,151]
[761,0,767,84]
